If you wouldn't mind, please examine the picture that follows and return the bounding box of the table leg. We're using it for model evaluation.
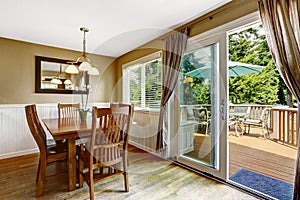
[234,121,240,137]
[68,138,77,191]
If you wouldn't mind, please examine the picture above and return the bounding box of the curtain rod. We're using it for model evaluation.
[185,0,245,29]
[160,0,246,40]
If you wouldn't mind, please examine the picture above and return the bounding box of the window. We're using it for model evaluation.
[123,52,162,110]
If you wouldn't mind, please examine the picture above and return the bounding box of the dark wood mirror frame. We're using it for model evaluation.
[35,56,88,94]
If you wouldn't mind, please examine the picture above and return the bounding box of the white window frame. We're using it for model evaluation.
[122,51,162,110]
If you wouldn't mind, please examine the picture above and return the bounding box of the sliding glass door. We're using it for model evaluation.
[169,33,228,180]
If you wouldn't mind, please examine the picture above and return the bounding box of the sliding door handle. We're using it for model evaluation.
[220,99,226,120]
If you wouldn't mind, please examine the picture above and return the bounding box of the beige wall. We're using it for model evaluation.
[0,37,117,104]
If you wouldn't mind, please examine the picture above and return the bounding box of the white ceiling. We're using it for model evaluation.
[0,0,231,58]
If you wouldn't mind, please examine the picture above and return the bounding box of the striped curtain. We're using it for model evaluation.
[258,0,300,199]
[156,27,189,151]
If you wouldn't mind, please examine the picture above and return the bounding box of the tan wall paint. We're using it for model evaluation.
[115,0,258,101]
[0,0,258,104]
[0,37,117,104]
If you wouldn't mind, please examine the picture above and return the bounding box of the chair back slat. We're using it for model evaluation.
[31,105,48,144]
[88,105,133,166]
[25,105,47,154]
[58,103,80,119]
[261,108,271,123]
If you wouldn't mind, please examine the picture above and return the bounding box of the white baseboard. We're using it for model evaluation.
[0,148,39,160]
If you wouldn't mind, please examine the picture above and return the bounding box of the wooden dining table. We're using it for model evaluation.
[42,118,91,191]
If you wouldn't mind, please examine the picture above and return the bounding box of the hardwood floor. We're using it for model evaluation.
[0,145,256,200]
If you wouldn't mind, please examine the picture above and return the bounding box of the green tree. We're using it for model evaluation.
[180,23,290,106]
[180,53,209,105]
[228,24,286,105]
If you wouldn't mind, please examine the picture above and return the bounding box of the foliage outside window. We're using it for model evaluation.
[123,53,162,110]
[180,50,211,105]
[180,22,294,106]
[228,22,293,106]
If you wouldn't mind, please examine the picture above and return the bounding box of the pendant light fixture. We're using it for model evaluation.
[65,27,99,76]
[64,79,72,85]
[50,64,63,85]
[65,62,79,74]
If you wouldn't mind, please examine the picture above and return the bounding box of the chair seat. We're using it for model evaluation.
[46,139,56,146]
[47,142,67,155]
[243,108,271,139]
[244,119,262,126]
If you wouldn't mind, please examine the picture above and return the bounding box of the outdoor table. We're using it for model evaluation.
[229,112,249,137]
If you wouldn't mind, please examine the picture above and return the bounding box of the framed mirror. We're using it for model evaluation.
[35,56,88,94]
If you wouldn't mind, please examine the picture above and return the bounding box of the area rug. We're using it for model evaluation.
[230,169,293,200]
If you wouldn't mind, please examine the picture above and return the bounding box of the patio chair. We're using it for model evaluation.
[193,107,210,135]
[243,107,271,139]
[186,106,195,121]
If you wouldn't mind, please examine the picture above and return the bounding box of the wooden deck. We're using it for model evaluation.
[184,126,297,184]
[229,128,297,184]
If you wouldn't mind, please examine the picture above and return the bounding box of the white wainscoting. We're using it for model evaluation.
[0,103,160,160]
[129,110,159,154]
[0,103,110,160]
[0,104,56,159]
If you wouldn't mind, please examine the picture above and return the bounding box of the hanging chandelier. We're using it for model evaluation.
[65,27,99,75]
[50,64,63,84]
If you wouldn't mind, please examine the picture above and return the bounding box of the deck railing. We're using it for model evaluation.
[272,107,298,147]
[181,104,299,147]
[231,104,298,147]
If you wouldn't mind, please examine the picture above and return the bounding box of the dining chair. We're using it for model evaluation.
[243,107,271,139]
[78,104,133,200]
[58,103,80,119]
[25,104,67,197]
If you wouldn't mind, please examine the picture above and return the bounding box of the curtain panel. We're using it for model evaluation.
[258,0,300,199]
[156,27,189,151]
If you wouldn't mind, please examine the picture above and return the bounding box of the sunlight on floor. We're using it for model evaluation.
[229,128,297,159]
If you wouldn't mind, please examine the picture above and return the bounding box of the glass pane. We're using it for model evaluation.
[129,65,142,108]
[179,43,217,167]
[145,59,162,109]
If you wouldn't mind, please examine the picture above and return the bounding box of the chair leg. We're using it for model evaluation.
[123,156,129,192]
[36,160,46,197]
[124,172,129,192]
[262,124,269,139]
[36,158,41,183]
[261,123,266,139]
[246,124,251,134]
[78,158,84,188]
[266,126,270,137]
[89,170,94,200]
